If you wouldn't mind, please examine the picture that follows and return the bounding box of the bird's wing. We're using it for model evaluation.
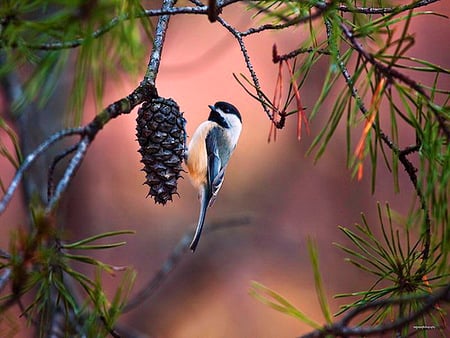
[205,127,227,207]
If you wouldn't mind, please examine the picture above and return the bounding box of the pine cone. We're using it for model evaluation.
[136,97,186,205]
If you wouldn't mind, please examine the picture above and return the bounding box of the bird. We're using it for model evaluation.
[185,101,242,251]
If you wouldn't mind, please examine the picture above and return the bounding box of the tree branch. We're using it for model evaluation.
[339,22,450,140]
[0,0,175,216]
[0,128,83,214]
[272,47,330,62]
[45,137,89,213]
[2,0,240,51]
[337,0,439,14]
[324,19,433,268]
[143,0,178,86]
[242,0,331,37]
[301,283,450,337]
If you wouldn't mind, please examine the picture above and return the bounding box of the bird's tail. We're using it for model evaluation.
[190,189,211,251]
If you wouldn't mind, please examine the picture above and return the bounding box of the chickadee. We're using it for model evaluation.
[185,101,242,251]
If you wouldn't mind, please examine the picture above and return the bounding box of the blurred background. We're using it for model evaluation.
[1,1,449,337]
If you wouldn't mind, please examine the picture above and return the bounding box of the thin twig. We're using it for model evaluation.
[235,0,332,124]
[241,0,331,37]
[337,0,439,14]
[217,15,274,120]
[47,143,79,202]
[45,137,89,213]
[273,47,330,63]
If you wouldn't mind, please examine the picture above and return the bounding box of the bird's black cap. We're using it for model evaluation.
[210,101,242,123]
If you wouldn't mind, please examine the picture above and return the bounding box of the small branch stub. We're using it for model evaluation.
[136,97,186,205]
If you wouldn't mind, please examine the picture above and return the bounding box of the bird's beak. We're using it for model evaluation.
[208,104,217,112]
